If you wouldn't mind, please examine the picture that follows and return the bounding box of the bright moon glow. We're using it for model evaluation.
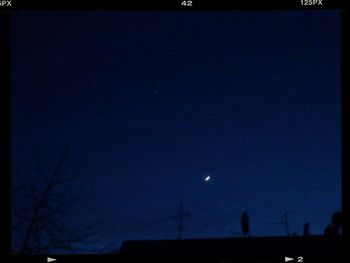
[204,175,211,182]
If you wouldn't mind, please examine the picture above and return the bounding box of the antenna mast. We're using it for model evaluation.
[160,200,190,240]
[268,211,293,236]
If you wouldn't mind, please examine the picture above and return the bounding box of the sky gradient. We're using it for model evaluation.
[11,11,341,252]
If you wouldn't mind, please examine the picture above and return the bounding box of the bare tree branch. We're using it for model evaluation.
[13,145,105,254]
[20,146,70,253]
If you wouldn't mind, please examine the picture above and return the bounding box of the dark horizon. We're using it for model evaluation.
[11,11,341,253]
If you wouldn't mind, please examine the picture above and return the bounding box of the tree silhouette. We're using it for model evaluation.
[303,222,310,236]
[241,211,250,237]
[12,146,101,254]
[324,211,342,237]
[331,211,342,234]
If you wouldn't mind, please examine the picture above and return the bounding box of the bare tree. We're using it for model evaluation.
[12,146,101,254]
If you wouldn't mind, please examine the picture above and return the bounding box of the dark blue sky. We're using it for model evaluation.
[11,11,341,251]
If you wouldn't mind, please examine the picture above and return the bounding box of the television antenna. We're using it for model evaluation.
[268,211,294,236]
[160,200,191,240]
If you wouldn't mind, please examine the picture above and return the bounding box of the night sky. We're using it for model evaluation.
[11,11,341,252]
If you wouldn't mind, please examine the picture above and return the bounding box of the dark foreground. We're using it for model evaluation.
[119,235,344,260]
